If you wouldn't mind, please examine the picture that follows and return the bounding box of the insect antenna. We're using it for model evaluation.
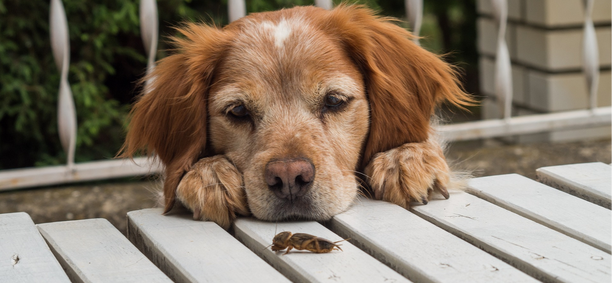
[333,238,351,244]
[262,243,274,251]
[261,221,279,252]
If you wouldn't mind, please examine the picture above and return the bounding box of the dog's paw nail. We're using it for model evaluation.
[434,180,450,199]
[193,207,202,220]
[420,196,428,205]
[440,189,450,199]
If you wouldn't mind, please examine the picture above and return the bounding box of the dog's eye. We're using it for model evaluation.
[229,105,249,118]
[324,93,344,108]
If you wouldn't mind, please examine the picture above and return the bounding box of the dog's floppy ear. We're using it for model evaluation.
[320,5,474,169]
[120,23,232,213]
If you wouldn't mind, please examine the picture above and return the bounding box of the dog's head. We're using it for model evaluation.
[121,5,471,221]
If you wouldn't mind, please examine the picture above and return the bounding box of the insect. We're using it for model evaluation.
[270,231,347,255]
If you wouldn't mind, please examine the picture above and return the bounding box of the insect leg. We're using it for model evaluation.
[314,238,322,253]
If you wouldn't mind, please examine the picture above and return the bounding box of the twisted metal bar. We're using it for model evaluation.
[315,0,333,10]
[228,0,246,22]
[405,0,423,46]
[582,0,599,111]
[491,0,512,121]
[140,0,158,80]
[50,0,76,170]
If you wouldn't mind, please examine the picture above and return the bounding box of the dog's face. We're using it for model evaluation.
[121,5,472,227]
[208,17,369,220]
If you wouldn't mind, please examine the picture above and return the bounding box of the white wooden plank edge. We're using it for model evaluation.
[468,174,611,253]
[411,192,611,283]
[437,107,611,141]
[127,208,288,283]
[0,212,70,283]
[536,162,611,209]
[0,157,163,191]
[37,219,171,283]
[233,218,411,283]
[330,198,537,283]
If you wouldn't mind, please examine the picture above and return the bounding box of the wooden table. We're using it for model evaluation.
[2,162,610,282]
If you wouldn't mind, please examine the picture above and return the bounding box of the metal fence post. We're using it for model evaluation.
[582,0,599,112]
[50,0,76,170]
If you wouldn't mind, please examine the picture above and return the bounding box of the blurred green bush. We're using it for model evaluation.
[0,0,475,170]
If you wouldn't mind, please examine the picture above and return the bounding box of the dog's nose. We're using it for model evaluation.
[265,158,315,201]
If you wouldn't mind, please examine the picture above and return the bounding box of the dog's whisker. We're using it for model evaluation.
[339,169,373,181]
[353,193,365,205]
[357,183,374,199]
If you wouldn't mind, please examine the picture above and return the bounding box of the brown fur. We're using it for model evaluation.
[120,24,233,213]
[311,6,473,169]
[120,5,473,228]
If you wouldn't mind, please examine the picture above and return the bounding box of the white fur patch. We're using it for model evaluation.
[257,18,302,49]
[273,20,292,48]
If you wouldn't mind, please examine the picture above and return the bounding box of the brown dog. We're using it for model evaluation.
[121,5,473,229]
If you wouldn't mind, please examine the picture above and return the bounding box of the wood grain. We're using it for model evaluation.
[537,162,611,209]
[234,218,410,283]
[127,208,288,283]
[469,174,611,253]
[38,219,171,283]
[331,198,537,282]
[0,212,69,283]
[412,192,611,283]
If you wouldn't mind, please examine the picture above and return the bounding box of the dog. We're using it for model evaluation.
[121,4,473,229]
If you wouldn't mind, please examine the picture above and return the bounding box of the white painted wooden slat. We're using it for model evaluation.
[233,218,410,283]
[37,219,171,283]
[468,174,611,253]
[0,213,70,283]
[0,157,162,191]
[536,162,611,209]
[437,106,611,141]
[412,192,611,283]
[330,198,536,282]
[127,208,288,283]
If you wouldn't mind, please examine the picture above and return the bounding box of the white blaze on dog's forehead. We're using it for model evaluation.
[273,20,292,48]
[258,17,307,49]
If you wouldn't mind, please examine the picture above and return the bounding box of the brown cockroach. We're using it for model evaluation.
[270,231,347,255]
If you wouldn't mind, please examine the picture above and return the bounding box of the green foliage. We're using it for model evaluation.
[247,0,315,14]
[0,0,476,170]
[0,0,208,169]
[1,1,139,168]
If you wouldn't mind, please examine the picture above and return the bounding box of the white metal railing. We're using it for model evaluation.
[0,0,609,191]
[405,0,422,46]
[50,0,76,170]
[491,0,512,121]
[140,0,158,80]
[437,0,610,141]
[582,0,599,111]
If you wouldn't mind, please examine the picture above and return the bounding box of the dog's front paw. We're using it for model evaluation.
[176,155,249,229]
[364,139,450,208]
